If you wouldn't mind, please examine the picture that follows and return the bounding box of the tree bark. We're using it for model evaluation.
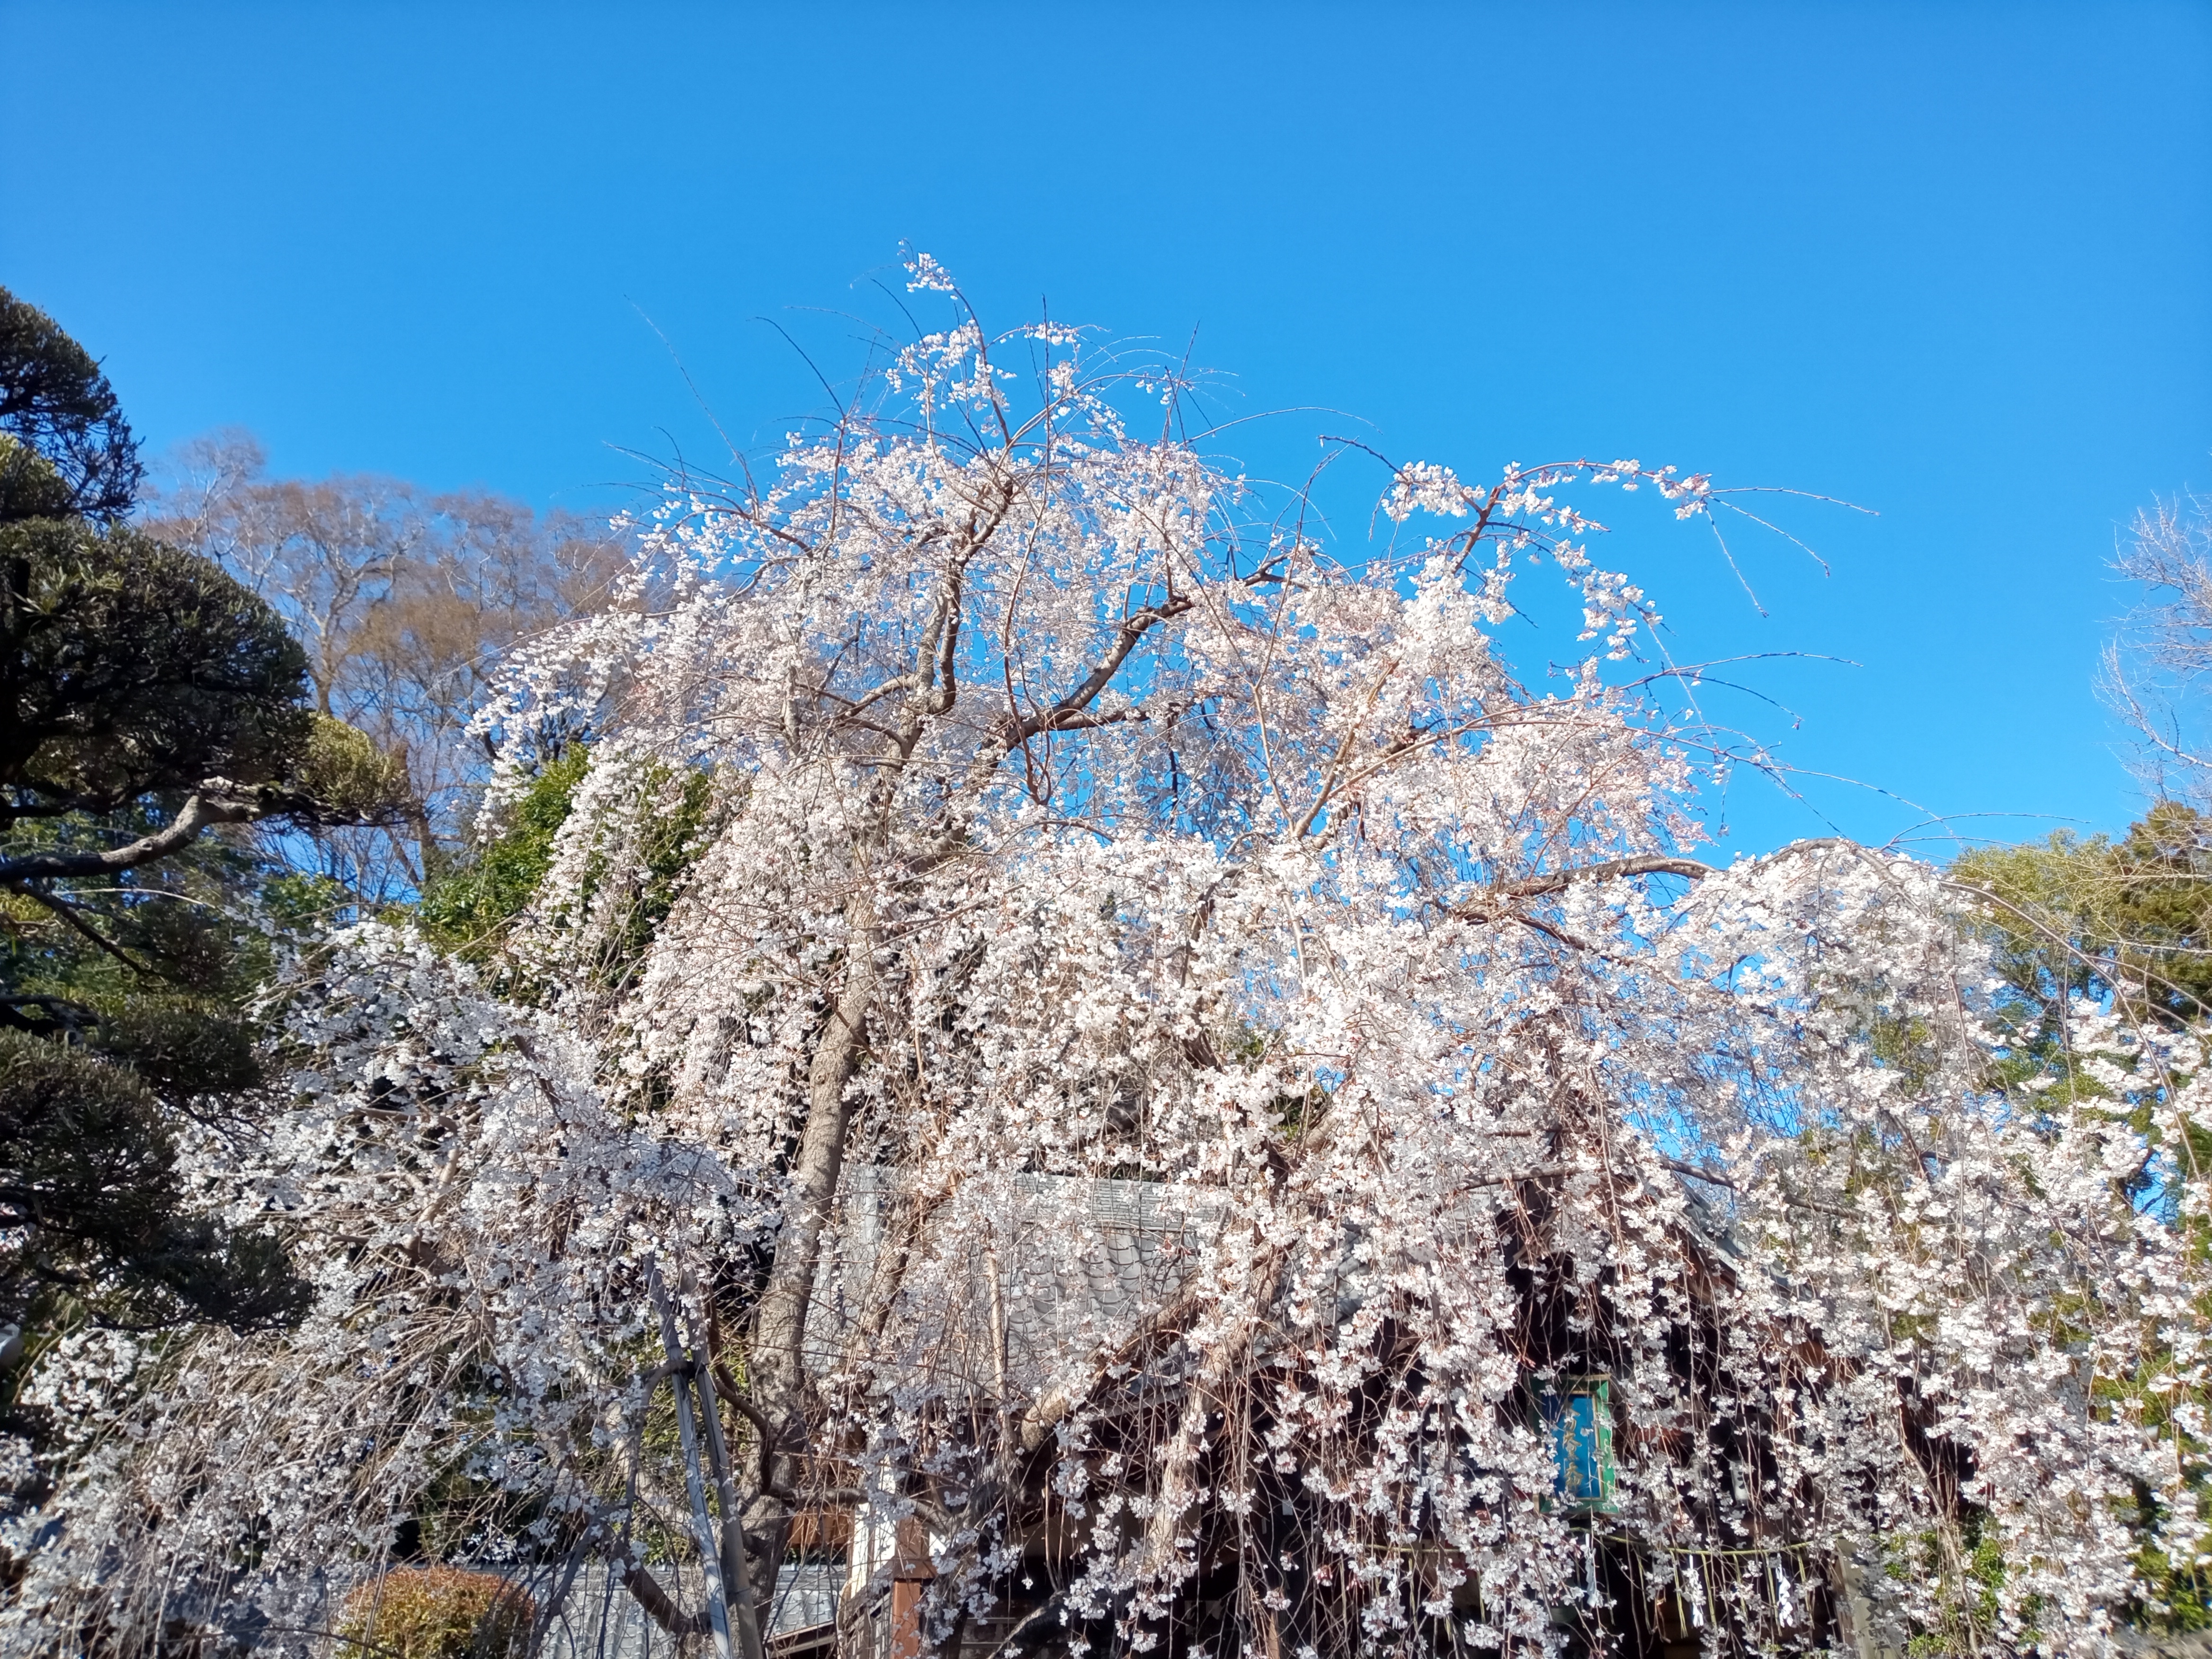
[747,888,883,1528]
[0,788,256,883]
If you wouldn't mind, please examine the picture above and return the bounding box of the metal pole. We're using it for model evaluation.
[681,1271,768,1659]
[645,1256,735,1659]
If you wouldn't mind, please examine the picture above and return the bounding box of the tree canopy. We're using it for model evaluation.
[0,303,381,1428]
[1,515,312,821]
[16,259,2208,1659]
[141,433,625,898]
[0,289,141,526]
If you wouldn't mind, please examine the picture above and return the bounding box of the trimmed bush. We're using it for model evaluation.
[336,1567,534,1659]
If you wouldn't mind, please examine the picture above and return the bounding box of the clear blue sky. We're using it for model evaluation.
[5,3,2208,857]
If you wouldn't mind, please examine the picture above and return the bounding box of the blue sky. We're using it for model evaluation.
[5,2,2208,858]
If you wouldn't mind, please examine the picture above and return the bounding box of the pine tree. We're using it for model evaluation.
[0,292,399,1438]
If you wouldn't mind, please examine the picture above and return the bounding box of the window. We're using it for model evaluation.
[1541,1376,1616,1514]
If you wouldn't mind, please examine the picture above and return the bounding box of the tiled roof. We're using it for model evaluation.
[806,1167,1231,1391]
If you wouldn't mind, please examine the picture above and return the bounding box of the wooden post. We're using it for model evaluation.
[887,1515,936,1659]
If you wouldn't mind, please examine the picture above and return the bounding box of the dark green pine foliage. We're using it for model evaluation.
[0,807,328,1346]
[0,292,383,1433]
[0,288,141,525]
[1,513,314,812]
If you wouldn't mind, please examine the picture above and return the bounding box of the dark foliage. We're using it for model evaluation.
[0,287,141,526]
[1,516,312,817]
[0,303,326,1432]
[0,1028,304,1336]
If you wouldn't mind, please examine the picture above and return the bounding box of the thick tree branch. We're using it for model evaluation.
[0,787,259,884]
[622,1560,711,1637]
[1451,840,1863,924]
[987,595,1193,763]
[713,1361,798,1503]
[1018,1281,1215,1453]
[0,992,98,1035]
[1459,852,1718,915]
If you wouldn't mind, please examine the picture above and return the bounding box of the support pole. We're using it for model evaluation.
[646,1256,735,1659]
[683,1270,769,1659]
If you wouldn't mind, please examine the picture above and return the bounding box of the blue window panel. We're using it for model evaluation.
[1541,1377,1615,1513]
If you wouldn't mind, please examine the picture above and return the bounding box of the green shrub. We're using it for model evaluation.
[337,1567,534,1659]
[416,747,589,954]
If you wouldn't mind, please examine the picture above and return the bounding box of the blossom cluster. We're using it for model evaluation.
[11,259,2207,1659]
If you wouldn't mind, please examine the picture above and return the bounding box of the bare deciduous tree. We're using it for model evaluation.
[2106,481,2212,805]
[142,433,626,894]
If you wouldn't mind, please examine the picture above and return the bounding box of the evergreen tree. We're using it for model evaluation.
[1955,800,2212,1083]
[0,289,140,526]
[0,294,400,1430]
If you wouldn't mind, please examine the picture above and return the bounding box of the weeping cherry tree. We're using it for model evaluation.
[12,256,2211,1659]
